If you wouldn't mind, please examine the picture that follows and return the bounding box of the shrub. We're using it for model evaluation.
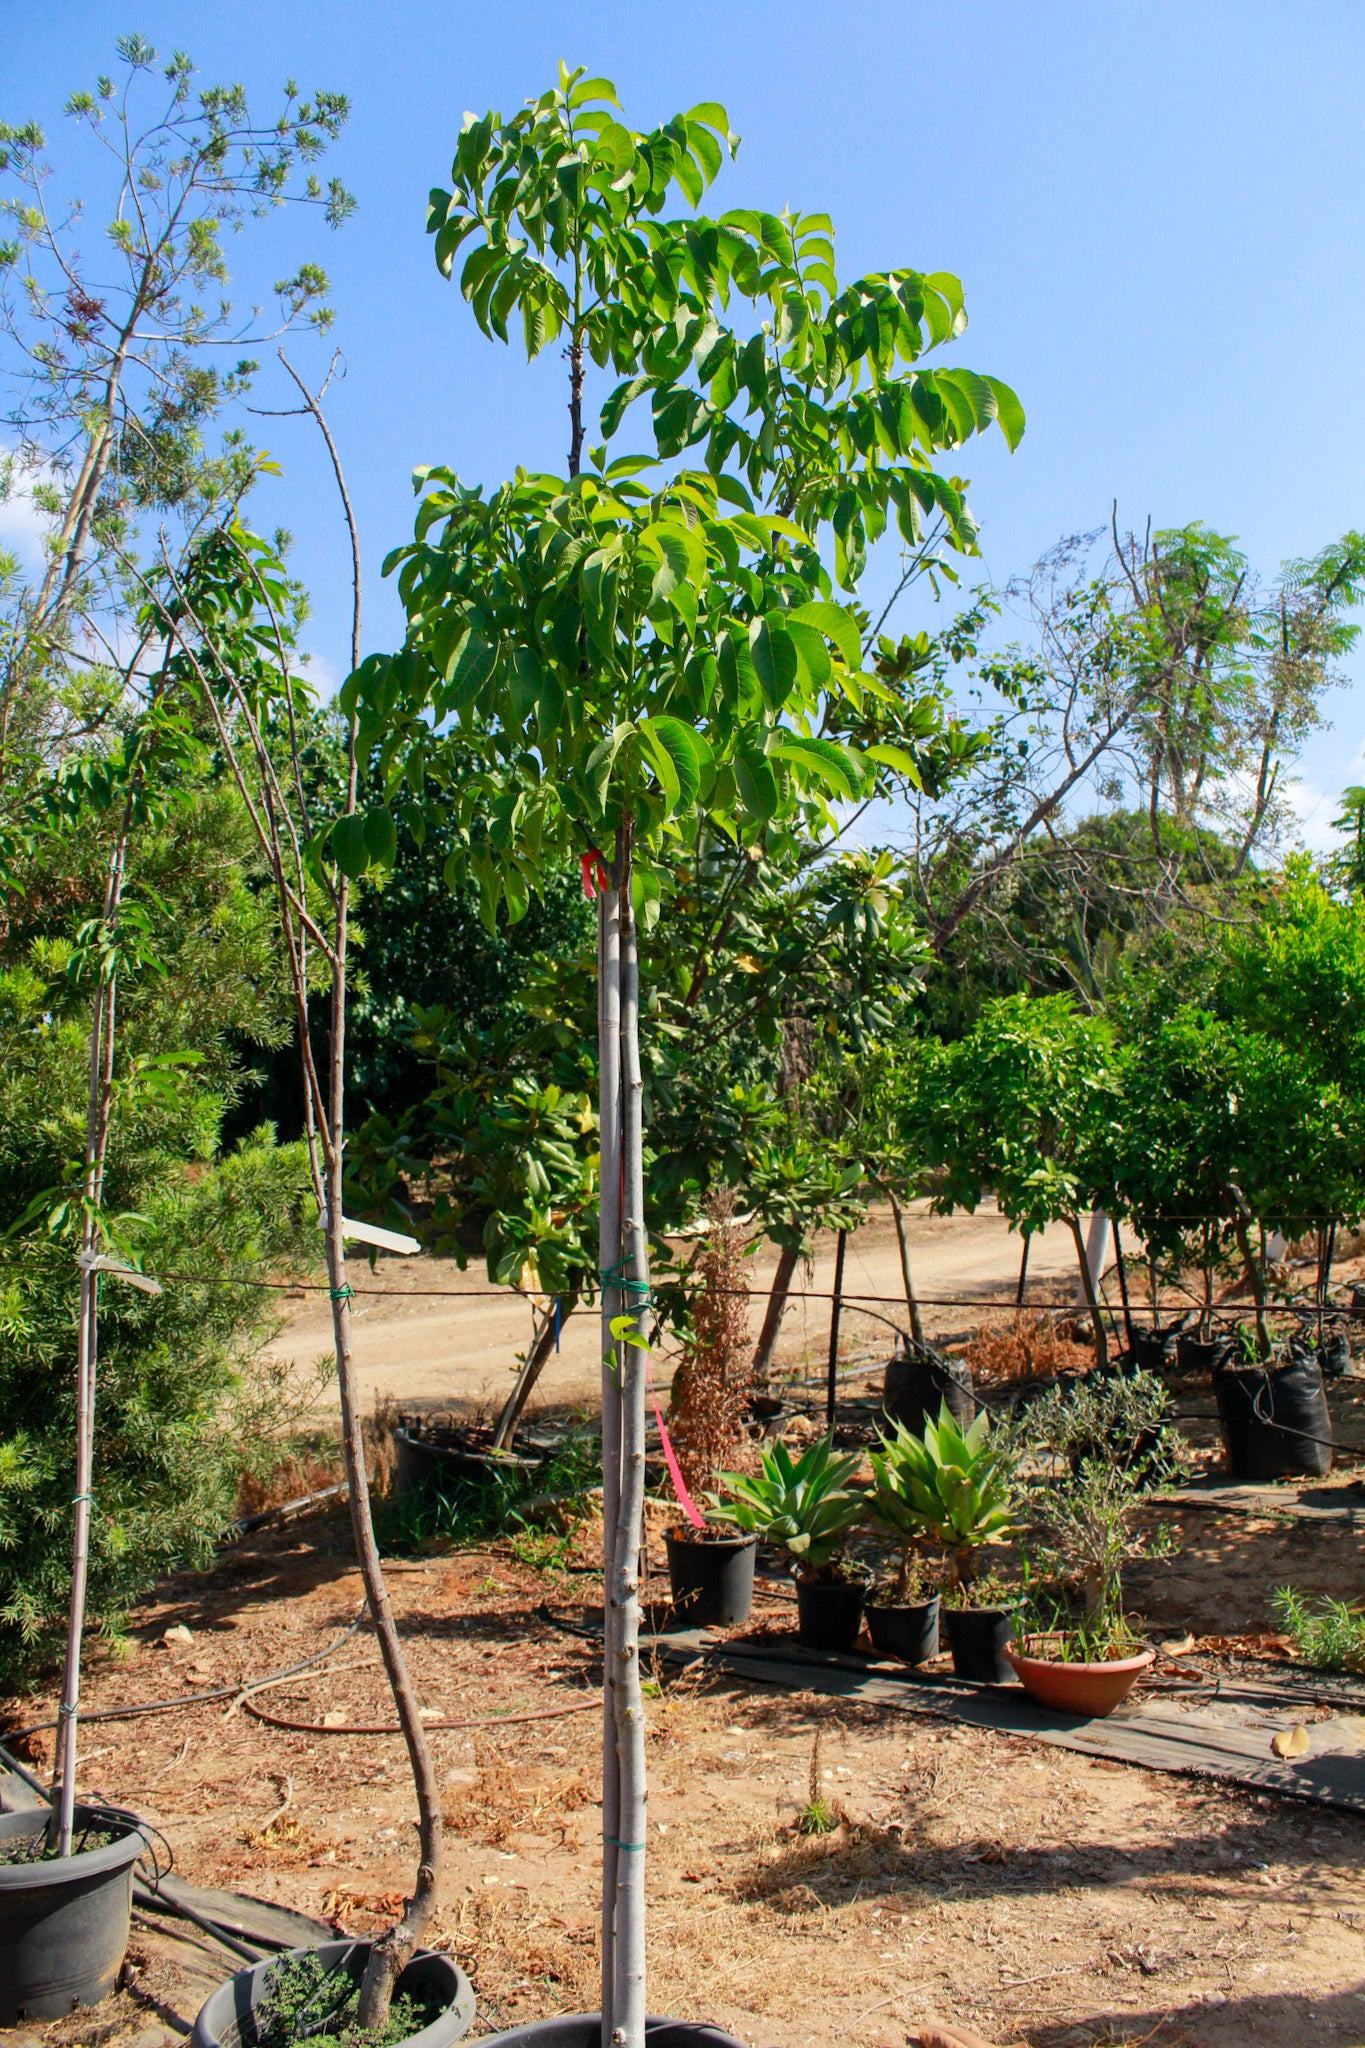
[1273,1586,1365,1673]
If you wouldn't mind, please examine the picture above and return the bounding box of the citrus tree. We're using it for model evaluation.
[350,66,1022,2046]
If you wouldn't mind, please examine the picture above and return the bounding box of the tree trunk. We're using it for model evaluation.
[1228,1187,1271,1360]
[319,877,440,2031]
[610,836,648,2048]
[55,823,128,1855]
[597,844,623,2044]
[752,1243,800,1387]
[1015,1233,1030,1309]
[886,1191,925,1347]
[491,1292,580,1451]
[825,1228,847,1431]
[1067,1214,1108,1370]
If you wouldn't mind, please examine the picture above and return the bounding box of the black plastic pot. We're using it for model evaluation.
[0,1804,147,2023]
[865,1595,940,1666]
[664,1531,757,1626]
[941,1606,1014,1684]
[1130,1324,1178,1373]
[1213,1352,1333,1479]
[392,1426,541,1504]
[796,1576,865,1653]
[1319,1329,1352,1380]
[192,1940,475,2048]
[473,2018,745,2048]
[882,1347,974,1436]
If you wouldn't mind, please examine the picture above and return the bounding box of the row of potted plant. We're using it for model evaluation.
[668,1367,1179,1715]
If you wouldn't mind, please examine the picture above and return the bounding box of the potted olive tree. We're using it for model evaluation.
[1005,1370,1179,1715]
[711,1435,866,1651]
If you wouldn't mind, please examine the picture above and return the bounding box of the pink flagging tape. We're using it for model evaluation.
[647,1360,705,1529]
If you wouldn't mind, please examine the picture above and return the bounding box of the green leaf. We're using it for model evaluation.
[640,715,708,817]
[584,719,635,813]
[864,743,924,788]
[330,814,369,878]
[788,599,862,671]
[363,807,398,868]
[768,733,867,801]
[751,615,799,710]
[734,745,779,823]
[984,375,1026,451]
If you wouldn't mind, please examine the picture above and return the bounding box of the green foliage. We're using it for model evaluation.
[867,1403,1016,1581]
[251,1949,438,2048]
[923,993,1117,1237]
[1013,1371,1180,1624]
[1272,1586,1365,1674]
[711,1433,862,1575]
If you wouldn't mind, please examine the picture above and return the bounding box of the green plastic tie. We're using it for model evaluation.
[603,1834,646,1852]
[328,1283,354,1303]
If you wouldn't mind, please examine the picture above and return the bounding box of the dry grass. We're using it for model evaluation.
[965,1311,1095,1386]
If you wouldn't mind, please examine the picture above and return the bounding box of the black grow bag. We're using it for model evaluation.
[1213,1352,1333,1479]
[192,1940,474,2048]
[0,1804,148,2023]
[664,1532,756,1626]
[474,2019,745,2048]
[882,1347,974,1435]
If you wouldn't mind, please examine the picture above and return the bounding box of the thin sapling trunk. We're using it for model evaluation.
[886,1190,925,1348]
[1068,1214,1109,1370]
[752,1242,800,1387]
[597,838,624,2042]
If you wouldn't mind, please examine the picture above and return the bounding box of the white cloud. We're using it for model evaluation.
[300,649,340,700]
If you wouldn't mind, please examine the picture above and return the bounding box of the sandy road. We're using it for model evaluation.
[263,1199,1092,1423]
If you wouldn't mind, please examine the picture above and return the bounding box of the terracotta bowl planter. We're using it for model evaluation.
[1005,1642,1154,1717]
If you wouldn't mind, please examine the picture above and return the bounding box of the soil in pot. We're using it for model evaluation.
[0,1804,147,2023]
[1006,1641,1155,1717]
[1176,1331,1232,1377]
[941,1605,1014,1684]
[1213,1351,1333,1479]
[882,1346,974,1435]
[192,1940,475,2048]
[796,1575,865,1653]
[865,1594,940,1666]
[664,1529,757,1626]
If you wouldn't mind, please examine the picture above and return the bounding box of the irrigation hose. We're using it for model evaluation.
[241,1693,602,1737]
[3,1603,369,1742]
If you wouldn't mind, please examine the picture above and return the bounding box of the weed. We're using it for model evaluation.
[1273,1586,1365,1672]
[794,1727,841,1836]
[249,1949,439,2048]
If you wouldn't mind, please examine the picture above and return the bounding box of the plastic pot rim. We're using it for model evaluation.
[0,1803,148,1890]
[1004,1642,1156,1679]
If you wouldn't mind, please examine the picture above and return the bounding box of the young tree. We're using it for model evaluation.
[923,993,1119,1366]
[360,66,1022,2046]
[0,36,351,849]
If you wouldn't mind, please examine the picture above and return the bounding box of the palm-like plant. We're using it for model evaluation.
[712,1434,864,1577]
[870,1402,1017,1589]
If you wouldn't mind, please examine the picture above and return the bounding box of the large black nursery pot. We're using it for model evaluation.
[1175,1330,1232,1377]
[865,1595,940,1666]
[192,1940,475,2048]
[1213,1351,1333,1479]
[796,1575,865,1653]
[942,1606,1014,1684]
[882,1346,974,1435]
[664,1530,756,1626]
[0,1804,147,2023]
[475,2019,745,2048]
[393,1425,542,1505]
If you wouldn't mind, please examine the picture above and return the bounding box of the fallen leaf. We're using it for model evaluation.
[1162,1634,1196,1657]
[322,1709,347,1729]
[1271,1725,1311,1760]
[161,1624,194,1647]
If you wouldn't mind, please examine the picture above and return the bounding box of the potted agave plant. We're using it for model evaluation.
[712,1436,866,1652]
[887,1403,1019,1683]
[863,1420,945,1666]
[1004,1372,1175,1715]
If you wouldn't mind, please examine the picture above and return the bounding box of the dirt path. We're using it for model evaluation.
[264,1203,1090,1422]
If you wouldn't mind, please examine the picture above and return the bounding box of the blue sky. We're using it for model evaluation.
[9,2,1365,850]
